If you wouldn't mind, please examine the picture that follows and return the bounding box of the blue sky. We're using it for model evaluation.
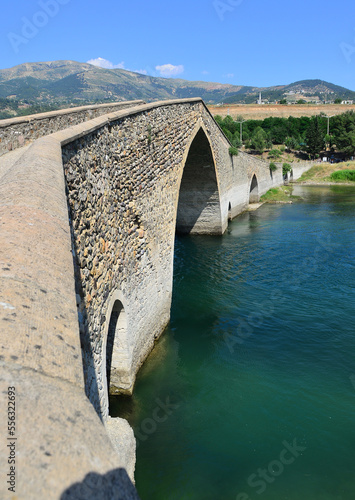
[2,0,355,89]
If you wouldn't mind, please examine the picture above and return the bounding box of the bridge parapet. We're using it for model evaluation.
[0,100,145,157]
[0,134,137,499]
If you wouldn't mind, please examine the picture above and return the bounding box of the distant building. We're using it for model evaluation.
[256,92,268,105]
[341,100,354,105]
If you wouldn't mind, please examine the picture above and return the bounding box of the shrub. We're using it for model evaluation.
[269,162,277,172]
[282,163,292,175]
[268,148,282,159]
[229,146,239,156]
[330,170,355,182]
[285,136,299,151]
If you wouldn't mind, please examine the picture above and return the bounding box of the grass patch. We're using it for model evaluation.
[260,186,300,203]
[330,170,355,182]
[298,161,355,182]
[298,165,328,181]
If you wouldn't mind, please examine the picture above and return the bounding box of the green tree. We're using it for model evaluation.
[231,133,242,148]
[251,127,267,153]
[305,117,324,158]
[265,135,273,150]
[336,131,355,157]
[222,115,238,134]
[280,98,287,104]
[334,98,342,104]
[324,134,332,150]
[285,136,299,151]
[214,115,223,127]
[332,111,355,157]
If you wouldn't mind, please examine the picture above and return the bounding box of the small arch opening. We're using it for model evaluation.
[106,299,128,413]
[249,174,259,203]
[228,202,232,220]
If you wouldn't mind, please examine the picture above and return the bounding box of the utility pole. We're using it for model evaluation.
[325,114,334,136]
[324,114,334,154]
[236,118,246,144]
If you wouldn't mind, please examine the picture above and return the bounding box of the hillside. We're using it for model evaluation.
[0,60,354,118]
[222,79,355,104]
[0,60,243,109]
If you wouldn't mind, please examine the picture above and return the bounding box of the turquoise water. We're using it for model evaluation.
[111,186,355,500]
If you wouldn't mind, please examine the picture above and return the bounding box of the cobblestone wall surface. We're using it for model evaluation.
[0,101,145,156]
[61,100,232,418]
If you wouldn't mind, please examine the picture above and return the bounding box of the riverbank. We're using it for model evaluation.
[261,161,355,202]
[296,160,355,184]
[260,185,300,203]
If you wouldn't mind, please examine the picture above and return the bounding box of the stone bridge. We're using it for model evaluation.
[0,99,313,499]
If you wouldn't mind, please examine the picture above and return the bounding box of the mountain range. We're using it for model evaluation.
[1,60,355,117]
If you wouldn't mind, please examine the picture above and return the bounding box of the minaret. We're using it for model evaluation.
[258,92,262,105]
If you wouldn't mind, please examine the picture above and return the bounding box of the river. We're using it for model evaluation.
[111,185,355,500]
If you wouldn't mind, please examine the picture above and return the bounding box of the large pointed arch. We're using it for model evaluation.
[176,124,223,235]
[249,174,259,203]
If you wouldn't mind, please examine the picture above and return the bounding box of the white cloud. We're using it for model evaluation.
[225,73,234,78]
[87,58,149,75]
[87,57,125,69]
[202,70,209,75]
[155,64,184,77]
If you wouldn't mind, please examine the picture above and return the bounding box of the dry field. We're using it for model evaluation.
[207,104,355,120]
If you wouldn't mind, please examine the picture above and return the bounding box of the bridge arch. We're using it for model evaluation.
[101,290,131,417]
[228,202,232,220]
[176,124,223,234]
[249,174,259,203]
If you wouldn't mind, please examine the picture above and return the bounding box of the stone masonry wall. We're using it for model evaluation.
[0,100,144,157]
[290,161,317,180]
[61,100,235,418]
